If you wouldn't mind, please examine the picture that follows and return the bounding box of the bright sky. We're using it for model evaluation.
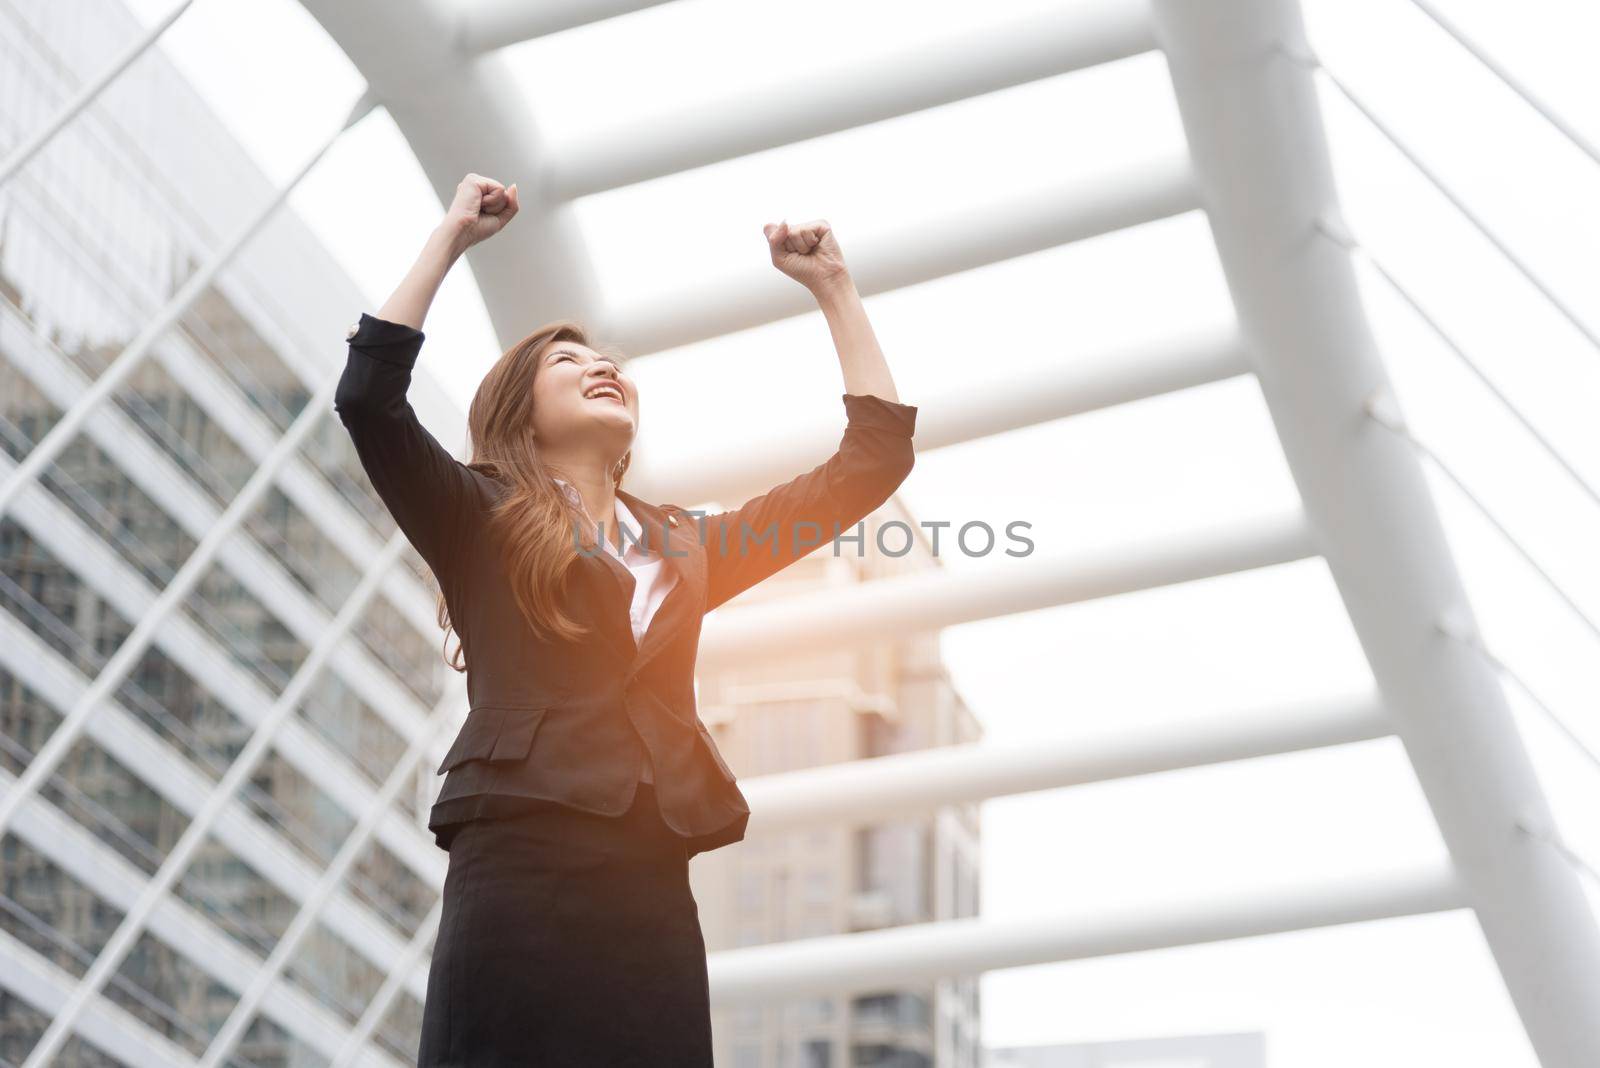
[122,0,1600,1063]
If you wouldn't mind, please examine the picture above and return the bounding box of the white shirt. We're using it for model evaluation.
[553,478,677,648]
[555,477,676,784]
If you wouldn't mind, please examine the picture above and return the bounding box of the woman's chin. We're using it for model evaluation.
[586,407,635,432]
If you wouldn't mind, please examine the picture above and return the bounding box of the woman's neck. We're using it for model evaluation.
[551,471,620,551]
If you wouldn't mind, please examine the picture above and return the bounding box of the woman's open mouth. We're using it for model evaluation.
[582,383,625,406]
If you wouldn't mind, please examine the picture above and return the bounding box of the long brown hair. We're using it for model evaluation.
[436,319,631,671]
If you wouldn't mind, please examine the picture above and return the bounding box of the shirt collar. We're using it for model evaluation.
[553,477,642,553]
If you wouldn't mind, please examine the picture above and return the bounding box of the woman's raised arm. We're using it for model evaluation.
[333,173,520,581]
[698,221,917,611]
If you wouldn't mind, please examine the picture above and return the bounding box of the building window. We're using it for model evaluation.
[850,991,931,1030]
[800,1037,833,1067]
[851,1045,932,1068]
[803,865,832,905]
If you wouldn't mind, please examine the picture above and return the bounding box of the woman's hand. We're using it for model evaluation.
[375,173,517,330]
[442,173,520,251]
[764,219,850,295]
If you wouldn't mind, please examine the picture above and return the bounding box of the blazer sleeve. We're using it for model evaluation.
[698,392,917,613]
[332,312,481,583]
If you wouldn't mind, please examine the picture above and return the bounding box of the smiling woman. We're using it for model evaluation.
[335,172,916,1066]
[457,316,651,656]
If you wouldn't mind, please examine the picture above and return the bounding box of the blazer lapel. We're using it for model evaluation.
[616,487,706,679]
[590,550,638,656]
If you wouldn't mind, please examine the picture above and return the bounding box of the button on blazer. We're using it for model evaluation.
[334,313,918,857]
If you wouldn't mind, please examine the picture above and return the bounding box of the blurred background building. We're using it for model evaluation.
[691,495,984,1068]
[984,1032,1266,1067]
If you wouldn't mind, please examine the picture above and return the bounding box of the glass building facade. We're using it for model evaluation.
[1,1,466,1063]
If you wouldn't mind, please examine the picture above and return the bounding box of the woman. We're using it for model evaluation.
[334,172,917,1066]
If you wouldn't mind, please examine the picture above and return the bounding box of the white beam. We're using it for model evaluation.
[737,689,1389,835]
[541,0,1159,198]
[458,0,676,54]
[1149,1,1600,1062]
[697,508,1317,666]
[603,151,1198,357]
[303,0,1174,359]
[630,322,1247,507]
[297,0,604,347]
[707,861,1465,1004]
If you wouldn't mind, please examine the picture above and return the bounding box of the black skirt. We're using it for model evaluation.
[417,781,714,1067]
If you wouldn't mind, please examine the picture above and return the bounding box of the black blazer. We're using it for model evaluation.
[334,312,918,858]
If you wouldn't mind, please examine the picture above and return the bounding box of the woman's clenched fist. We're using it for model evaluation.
[444,173,520,249]
[764,219,849,293]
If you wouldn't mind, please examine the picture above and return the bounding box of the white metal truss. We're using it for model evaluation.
[634,324,1249,507]
[606,152,1197,356]
[297,1,602,344]
[521,1,1158,200]
[697,507,1316,667]
[4,0,1598,1062]
[1146,2,1600,1061]
[722,688,1391,835]
[705,860,1465,1005]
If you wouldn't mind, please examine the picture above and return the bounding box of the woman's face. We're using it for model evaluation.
[530,341,638,452]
